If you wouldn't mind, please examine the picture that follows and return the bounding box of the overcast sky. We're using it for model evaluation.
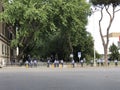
[86,7,120,54]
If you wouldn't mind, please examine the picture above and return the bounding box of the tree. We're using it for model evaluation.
[0,0,92,61]
[90,0,120,65]
[109,43,119,60]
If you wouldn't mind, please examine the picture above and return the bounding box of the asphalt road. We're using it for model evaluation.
[0,67,120,90]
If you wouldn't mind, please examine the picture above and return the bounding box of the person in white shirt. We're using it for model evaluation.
[80,60,84,67]
[61,60,64,67]
[72,59,75,68]
[54,60,57,68]
[34,60,37,67]
[114,59,118,66]
[47,59,50,68]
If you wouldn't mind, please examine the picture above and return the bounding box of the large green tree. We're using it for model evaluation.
[90,0,120,65]
[0,0,92,61]
[109,43,119,60]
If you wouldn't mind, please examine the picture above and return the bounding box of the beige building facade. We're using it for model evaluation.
[0,4,10,66]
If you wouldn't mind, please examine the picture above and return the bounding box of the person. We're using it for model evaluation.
[54,60,57,68]
[19,60,23,66]
[80,60,84,67]
[90,60,93,67]
[60,59,64,67]
[33,59,37,67]
[114,59,118,66]
[47,59,50,68]
[101,59,104,66]
[25,60,29,68]
[97,59,100,66]
[30,60,33,68]
[56,60,59,67]
[108,60,110,66]
[72,59,75,68]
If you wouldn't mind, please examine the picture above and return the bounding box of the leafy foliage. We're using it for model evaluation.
[90,0,120,6]
[109,43,119,60]
[0,0,94,61]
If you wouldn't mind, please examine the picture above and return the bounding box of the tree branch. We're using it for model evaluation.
[99,7,105,47]
[105,5,115,47]
[115,9,120,13]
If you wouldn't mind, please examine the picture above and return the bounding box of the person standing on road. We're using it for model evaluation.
[30,60,33,68]
[54,59,57,68]
[108,60,110,66]
[90,60,93,67]
[25,60,29,68]
[33,59,37,67]
[72,59,75,68]
[60,59,64,67]
[80,60,84,67]
[47,59,50,68]
[114,59,118,66]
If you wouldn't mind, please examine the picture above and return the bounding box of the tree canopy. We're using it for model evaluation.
[0,0,94,61]
[90,0,120,6]
[109,43,119,60]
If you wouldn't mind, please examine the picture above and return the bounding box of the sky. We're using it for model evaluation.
[86,7,120,54]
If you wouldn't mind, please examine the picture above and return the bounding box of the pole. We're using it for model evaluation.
[93,40,96,66]
[92,9,96,67]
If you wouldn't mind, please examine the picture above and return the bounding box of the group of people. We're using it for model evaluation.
[47,59,64,68]
[71,59,85,68]
[25,60,37,68]
[47,59,85,68]
[96,59,118,66]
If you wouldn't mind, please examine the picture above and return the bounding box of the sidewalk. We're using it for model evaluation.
[2,64,120,70]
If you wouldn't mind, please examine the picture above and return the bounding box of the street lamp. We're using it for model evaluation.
[91,7,98,66]
[93,40,96,66]
[16,27,19,56]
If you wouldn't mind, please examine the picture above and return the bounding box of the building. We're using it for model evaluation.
[0,3,16,66]
[104,32,120,47]
[0,5,10,66]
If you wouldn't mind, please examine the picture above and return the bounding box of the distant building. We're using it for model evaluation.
[104,32,120,53]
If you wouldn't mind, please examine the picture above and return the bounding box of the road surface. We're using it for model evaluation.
[0,67,120,90]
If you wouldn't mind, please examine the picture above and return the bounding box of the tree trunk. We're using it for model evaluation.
[104,45,108,66]
[98,6,115,66]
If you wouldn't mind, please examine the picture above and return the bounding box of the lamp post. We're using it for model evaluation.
[93,40,96,66]
[16,27,19,56]
[91,8,98,66]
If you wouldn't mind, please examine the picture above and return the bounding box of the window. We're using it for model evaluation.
[2,23,5,35]
[7,46,9,55]
[5,45,7,55]
[2,44,4,55]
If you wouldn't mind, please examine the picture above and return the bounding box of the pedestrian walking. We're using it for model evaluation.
[72,59,75,68]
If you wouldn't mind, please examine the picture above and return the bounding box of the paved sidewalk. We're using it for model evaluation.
[1,65,120,71]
